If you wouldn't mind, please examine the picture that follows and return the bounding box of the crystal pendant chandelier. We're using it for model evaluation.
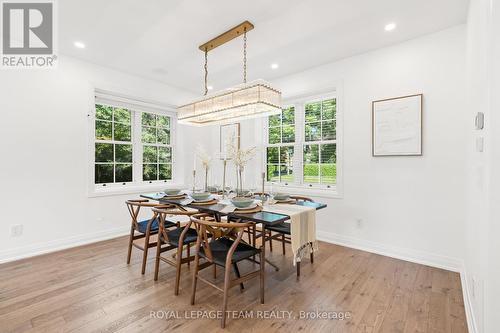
[177,21,282,126]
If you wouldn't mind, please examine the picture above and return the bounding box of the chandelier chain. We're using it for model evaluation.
[204,48,208,95]
[243,28,247,84]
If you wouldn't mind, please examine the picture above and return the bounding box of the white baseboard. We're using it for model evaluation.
[317,230,462,272]
[459,264,479,333]
[0,226,130,264]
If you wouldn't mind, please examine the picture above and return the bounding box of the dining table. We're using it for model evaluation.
[140,192,327,272]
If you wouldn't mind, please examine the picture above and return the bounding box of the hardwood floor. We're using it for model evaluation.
[0,236,468,333]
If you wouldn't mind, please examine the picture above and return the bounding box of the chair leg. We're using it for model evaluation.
[281,234,286,255]
[252,225,256,248]
[259,252,265,304]
[233,263,244,291]
[221,264,232,328]
[296,261,301,279]
[141,231,150,274]
[174,244,183,295]
[269,230,273,252]
[154,236,162,281]
[190,254,200,305]
[310,249,314,264]
[126,226,134,264]
[252,225,257,261]
[213,263,217,279]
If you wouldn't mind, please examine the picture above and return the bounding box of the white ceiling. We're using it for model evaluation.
[59,0,469,94]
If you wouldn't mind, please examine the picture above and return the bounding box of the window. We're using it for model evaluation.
[95,105,133,184]
[266,107,295,182]
[265,96,338,189]
[93,101,174,188]
[141,113,172,182]
[303,99,336,185]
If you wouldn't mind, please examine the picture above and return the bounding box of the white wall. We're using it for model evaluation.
[464,0,500,332]
[0,55,197,261]
[205,26,467,271]
[487,1,500,328]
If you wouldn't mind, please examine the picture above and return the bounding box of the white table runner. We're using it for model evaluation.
[263,204,318,264]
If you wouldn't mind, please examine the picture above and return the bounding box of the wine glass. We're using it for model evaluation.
[268,181,276,202]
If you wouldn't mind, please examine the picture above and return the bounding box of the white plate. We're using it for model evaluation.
[235,203,257,210]
[192,196,214,203]
[164,192,184,197]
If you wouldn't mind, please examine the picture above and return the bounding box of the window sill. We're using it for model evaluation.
[264,183,342,199]
[88,183,186,198]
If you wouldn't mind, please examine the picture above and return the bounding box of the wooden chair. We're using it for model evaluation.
[125,199,178,274]
[242,192,269,245]
[190,213,264,328]
[151,205,199,295]
[265,195,315,277]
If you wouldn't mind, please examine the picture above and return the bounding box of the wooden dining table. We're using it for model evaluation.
[140,192,327,272]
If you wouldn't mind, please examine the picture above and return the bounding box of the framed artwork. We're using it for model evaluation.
[372,94,423,156]
[220,123,240,159]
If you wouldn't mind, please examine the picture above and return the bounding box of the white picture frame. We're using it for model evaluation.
[372,94,423,156]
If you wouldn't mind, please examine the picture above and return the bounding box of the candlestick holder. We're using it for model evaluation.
[222,159,227,199]
[261,171,266,205]
[192,170,196,192]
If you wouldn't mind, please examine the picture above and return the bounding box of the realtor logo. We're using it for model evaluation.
[1,0,57,68]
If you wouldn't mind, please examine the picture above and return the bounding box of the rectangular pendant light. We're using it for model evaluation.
[177,21,282,126]
[177,80,281,126]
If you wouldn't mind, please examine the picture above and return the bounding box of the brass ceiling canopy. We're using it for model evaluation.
[177,21,281,126]
[198,21,254,52]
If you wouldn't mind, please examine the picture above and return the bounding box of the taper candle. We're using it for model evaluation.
[192,169,196,192]
[261,171,266,204]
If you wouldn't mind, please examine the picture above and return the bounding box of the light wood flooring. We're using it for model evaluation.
[0,236,468,333]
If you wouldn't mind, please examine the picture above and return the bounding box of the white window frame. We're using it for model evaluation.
[94,106,135,185]
[262,87,343,198]
[139,112,174,184]
[266,106,296,184]
[88,90,181,197]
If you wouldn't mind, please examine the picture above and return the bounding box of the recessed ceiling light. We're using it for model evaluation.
[74,41,85,49]
[384,23,396,32]
[207,85,213,90]
[271,63,279,69]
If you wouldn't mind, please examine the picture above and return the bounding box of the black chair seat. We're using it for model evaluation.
[137,218,176,234]
[265,222,290,235]
[199,237,260,266]
[163,227,198,246]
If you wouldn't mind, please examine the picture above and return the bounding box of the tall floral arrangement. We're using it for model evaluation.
[226,135,256,196]
[195,145,212,191]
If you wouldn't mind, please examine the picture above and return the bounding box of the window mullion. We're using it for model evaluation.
[279,114,283,181]
[134,111,142,183]
[296,102,305,186]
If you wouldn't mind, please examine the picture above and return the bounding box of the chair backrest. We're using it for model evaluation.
[152,205,198,244]
[190,213,254,265]
[290,195,314,202]
[125,199,172,230]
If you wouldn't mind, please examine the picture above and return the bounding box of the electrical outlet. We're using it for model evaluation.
[11,224,23,237]
[356,218,363,228]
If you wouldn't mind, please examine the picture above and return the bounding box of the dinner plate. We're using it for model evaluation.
[235,203,257,210]
[163,192,185,197]
[192,196,214,203]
